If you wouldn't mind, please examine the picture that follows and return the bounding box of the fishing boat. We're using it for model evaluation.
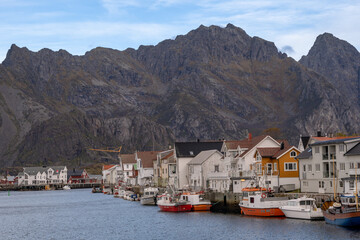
[140,187,159,205]
[92,186,102,193]
[157,193,192,212]
[279,196,323,220]
[323,194,360,227]
[63,185,71,190]
[180,192,212,211]
[239,187,288,217]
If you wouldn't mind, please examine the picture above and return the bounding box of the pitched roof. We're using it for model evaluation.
[103,165,116,171]
[137,151,160,168]
[256,148,281,157]
[310,137,360,146]
[175,141,223,157]
[68,169,84,177]
[296,148,313,159]
[23,166,66,175]
[238,135,273,157]
[344,142,360,156]
[188,150,222,165]
[121,154,136,164]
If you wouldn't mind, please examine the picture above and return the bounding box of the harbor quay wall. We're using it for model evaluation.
[0,183,101,191]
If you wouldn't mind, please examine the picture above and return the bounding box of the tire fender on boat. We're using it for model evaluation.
[261,193,266,198]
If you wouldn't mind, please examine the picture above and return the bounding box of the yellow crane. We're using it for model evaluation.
[88,146,122,153]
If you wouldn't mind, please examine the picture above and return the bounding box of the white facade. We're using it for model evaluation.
[102,165,122,186]
[299,138,360,194]
[177,157,193,189]
[188,150,225,191]
[18,166,68,186]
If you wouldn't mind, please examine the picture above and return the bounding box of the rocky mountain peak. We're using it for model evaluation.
[299,32,360,104]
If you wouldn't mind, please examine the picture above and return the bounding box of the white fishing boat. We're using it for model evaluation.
[63,185,71,190]
[279,197,323,220]
[140,187,159,205]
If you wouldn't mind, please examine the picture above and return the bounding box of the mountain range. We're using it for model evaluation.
[0,23,359,170]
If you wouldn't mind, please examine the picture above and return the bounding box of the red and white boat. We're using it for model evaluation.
[157,193,192,212]
[180,192,212,211]
[239,187,288,217]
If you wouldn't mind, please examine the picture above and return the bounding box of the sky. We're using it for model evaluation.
[0,0,359,62]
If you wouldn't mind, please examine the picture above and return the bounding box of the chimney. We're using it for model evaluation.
[317,131,322,137]
[280,142,284,150]
[248,133,252,141]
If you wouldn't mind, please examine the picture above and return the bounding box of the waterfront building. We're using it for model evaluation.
[254,143,301,190]
[17,166,67,186]
[174,141,223,189]
[120,154,138,185]
[136,151,160,186]
[298,136,360,194]
[187,150,224,191]
[102,164,122,187]
[221,135,281,193]
[153,150,175,187]
[67,169,89,184]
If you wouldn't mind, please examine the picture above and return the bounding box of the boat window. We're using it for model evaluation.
[300,201,305,205]
[306,200,311,205]
[243,192,248,197]
[145,192,149,195]
[249,192,255,196]
[150,192,154,195]
[250,197,254,203]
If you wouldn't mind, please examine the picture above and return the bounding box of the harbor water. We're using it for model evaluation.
[1,189,360,240]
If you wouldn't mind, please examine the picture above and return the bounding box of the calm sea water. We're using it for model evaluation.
[1,189,359,240]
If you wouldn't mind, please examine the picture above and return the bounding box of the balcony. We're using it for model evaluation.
[349,169,360,176]
[207,171,229,179]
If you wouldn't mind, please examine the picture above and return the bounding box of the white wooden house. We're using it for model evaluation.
[187,150,224,191]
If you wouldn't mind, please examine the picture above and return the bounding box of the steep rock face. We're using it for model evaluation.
[0,24,360,169]
[299,33,360,105]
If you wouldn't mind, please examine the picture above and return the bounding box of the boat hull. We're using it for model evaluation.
[192,204,212,211]
[280,208,323,220]
[323,210,360,227]
[240,206,285,217]
[140,197,157,206]
[158,204,192,212]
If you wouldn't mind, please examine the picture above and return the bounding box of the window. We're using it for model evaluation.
[340,163,345,171]
[285,163,297,171]
[350,162,355,169]
[350,181,355,189]
[256,163,262,174]
[290,151,297,157]
[339,144,344,152]
[256,153,262,162]
[250,197,254,203]
[303,181,308,187]
[303,164,306,172]
[315,146,320,153]
[322,146,329,160]
[329,145,336,160]
[339,181,343,188]
[330,181,332,187]
[308,164,312,172]
[315,164,320,172]
[274,163,277,171]
[266,163,272,174]
[190,166,194,174]
[234,181,238,185]
[319,181,324,188]
[214,165,219,172]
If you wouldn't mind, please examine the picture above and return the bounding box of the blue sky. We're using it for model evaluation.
[0,0,359,62]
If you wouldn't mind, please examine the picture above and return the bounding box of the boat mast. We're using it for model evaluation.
[356,161,358,211]
[332,155,336,201]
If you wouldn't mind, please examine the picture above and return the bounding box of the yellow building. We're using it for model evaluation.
[254,143,301,191]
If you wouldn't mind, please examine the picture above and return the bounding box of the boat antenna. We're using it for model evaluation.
[356,161,358,211]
